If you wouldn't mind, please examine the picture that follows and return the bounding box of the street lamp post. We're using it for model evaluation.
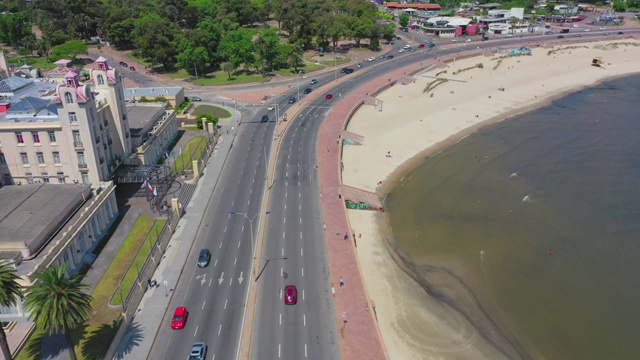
[296,72,301,101]
[334,57,337,82]
[118,287,125,312]
[229,211,271,280]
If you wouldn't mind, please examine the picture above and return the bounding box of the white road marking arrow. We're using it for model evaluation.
[238,271,244,285]
[218,272,224,286]
[195,273,207,286]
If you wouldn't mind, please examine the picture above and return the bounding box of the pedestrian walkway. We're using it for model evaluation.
[316,60,435,360]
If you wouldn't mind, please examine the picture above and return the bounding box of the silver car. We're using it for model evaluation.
[188,342,207,360]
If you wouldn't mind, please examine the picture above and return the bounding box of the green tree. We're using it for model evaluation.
[133,13,179,70]
[0,261,23,360]
[350,16,375,48]
[36,37,53,59]
[612,2,627,12]
[255,27,280,73]
[223,61,234,80]
[381,22,396,43]
[0,11,31,47]
[195,113,219,129]
[176,42,210,77]
[52,40,88,60]
[218,28,255,72]
[23,265,92,360]
[398,14,410,28]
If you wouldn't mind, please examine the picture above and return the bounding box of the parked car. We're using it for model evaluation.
[284,285,298,304]
[171,306,188,330]
[288,97,296,104]
[403,44,411,49]
[129,66,136,71]
[398,49,405,53]
[617,31,624,35]
[188,342,207,360]
[505,34,513,37]
[465,38,472,42]
[325,94,333,100]
[367,56,376,62]
[574,34,582,37]
[303,88,312,94]
[428,43,435,48]
[557,35,565,38]
[119,61,125,66]
[261,115,269,122]
[191,96,202,102]
[387,55,394,59]
[197,249,211,267]
[482,36,489,41]
[451,38,458,42]
[418,43,425,48]
[599,27,607,30]
[545,31,554,35]
[310,79,318,85]
[120,62,128,67]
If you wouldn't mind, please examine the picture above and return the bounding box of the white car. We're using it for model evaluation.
[465,38,472,42]
[451,38,458,42]
[267,105,275,111]
[599,27,607,30]
[573,24,580,28]
[505,34,514,37]
[403,44,411,49]
[584,29,590,32]
[398,48,405,53]
[367,56,376,62]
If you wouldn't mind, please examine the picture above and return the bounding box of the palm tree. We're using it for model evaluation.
[23,265,92,360]
[0,261,23,360]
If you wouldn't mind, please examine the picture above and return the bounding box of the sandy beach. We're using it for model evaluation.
[342,39,640,359]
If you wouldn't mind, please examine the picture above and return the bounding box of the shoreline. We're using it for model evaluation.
[343,39,640,359]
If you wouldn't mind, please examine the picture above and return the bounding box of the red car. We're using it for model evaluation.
[171,306,188,329]
[284,285,297,305]
[325,94,333,100]
[418,43,425,48]
[129,66,136,71]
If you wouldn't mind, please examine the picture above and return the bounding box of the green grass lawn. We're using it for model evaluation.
[182,125,201,131]
[193,72,265,85]
[171,135,208,173]
[273,63,325,76]
[192,105,232,118]
[7,56,59,70]
[317,56,351,66]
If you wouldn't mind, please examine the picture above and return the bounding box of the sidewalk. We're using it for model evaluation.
[316,61,432,360]
[112,108,241,359]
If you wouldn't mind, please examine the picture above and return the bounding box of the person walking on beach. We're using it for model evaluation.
[339,276,344,287]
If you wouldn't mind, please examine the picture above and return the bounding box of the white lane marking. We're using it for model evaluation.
[229,277,233,285]
[218,324,222,336]
[300,232,302,239]
[299,192,301,197]
[238,241,241,248]
[304,314,306,326]
[250,188,253,194]
[298,181,300,186]
[214,259,218,267]
[299,204,301,210]
[219,242,223,249]
[282,232,285,239]
[224,226,227,233]
[228,212,231,219]
[224,299,228,309]
[305,344,308,357]
[280,268,283,277]
[194,326,198,337]
[303,290,305,300]
[299,218,302,224]
[302,268,304,277]
[279,344,281,358]
[285,192,287,198]
[209,278,212,287]
[283,217,286,224]
[279,313,282,325]
[301,248,303,256]
[218,272,224,285]
[242,225,245,232]
[202,301,206,310]
[234,258,237,265]
[285,204,287,210]
[247,199,250,205]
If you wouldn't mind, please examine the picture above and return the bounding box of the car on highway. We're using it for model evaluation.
[303,88,312,94]
[356,63,363,68]
[482,36,490,41]
[188,342,207,360]
[583,29,590,32]
[310,79,318,85]
[288,97,296,104]
[261,115,269,122]
[267,105,275,111]
[418,43,425,48]
[465,38,472,42]
[599,27,607,30]
[339,67,349,73]
[325,94,333,100]
[120,62,128,67]
[618,31,624,35]
[197,249,211,267]
[387,55,394,59]
[284,285,298,305]
[403,44,411,49]
[344,68,354,74]
[545,31,554,35]
[557,35,564,38]
[191,96,202,102]
[129,66,136,71]
[451,38,458,42]
[367,56,376,62]
[171,306,188,330]
[574,34,582,37]
[398,48,405,53]
[428,43,435,48]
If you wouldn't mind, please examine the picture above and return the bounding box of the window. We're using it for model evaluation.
[97,75,104,85]
[65,92,73,104]
[16,132,24,144]
[36,152,45,164]
[57,172,65,183]
[41,172,49,183]
[0,154,6,165]
[48,131,56,143]
[26,173,34,184]
[81,172,89,184]
[69,112,78,124]
[32,131,40,143]
[3,174,11,185]
[20,153,29,165]
[53,152,61,164]
[72,130,82,147]
[77,152,86,166]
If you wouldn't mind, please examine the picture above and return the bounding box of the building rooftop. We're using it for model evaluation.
[126,103,166,136]
[0,184,92,261]
[124,87,183,100]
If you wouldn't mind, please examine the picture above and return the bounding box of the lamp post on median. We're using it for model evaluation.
[334,57,337,82]
[229,211,271,280]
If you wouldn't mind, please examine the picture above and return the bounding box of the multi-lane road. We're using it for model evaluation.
[144,27,640,360]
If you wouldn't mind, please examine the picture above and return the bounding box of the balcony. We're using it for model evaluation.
[99,157,104,164]
[95,136,101,143]
[107,138,113,145]
[78,162,88,169]
[74,141,83,149]
[103,119,108,127]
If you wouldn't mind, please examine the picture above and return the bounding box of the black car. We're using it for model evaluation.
[261,115,269,122]
[481,36,489,41]
[197,249,211,268]
[344,68,354,74]
[617,31,624,35]
[303,88,312,94]
[557,35,564,38]
[339,67,349,73]
[288,97,296,104]
[387,55,394,59]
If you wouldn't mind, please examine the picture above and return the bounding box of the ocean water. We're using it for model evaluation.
[387,74,640,360]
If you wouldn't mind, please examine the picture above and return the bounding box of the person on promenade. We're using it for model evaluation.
[340,277,344,287]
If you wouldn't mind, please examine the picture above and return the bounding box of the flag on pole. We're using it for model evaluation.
[179,146,183,156]
[147,183,153,193]
[153,186,157,197]
[165,150,170,159]
[140,178,148,189]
